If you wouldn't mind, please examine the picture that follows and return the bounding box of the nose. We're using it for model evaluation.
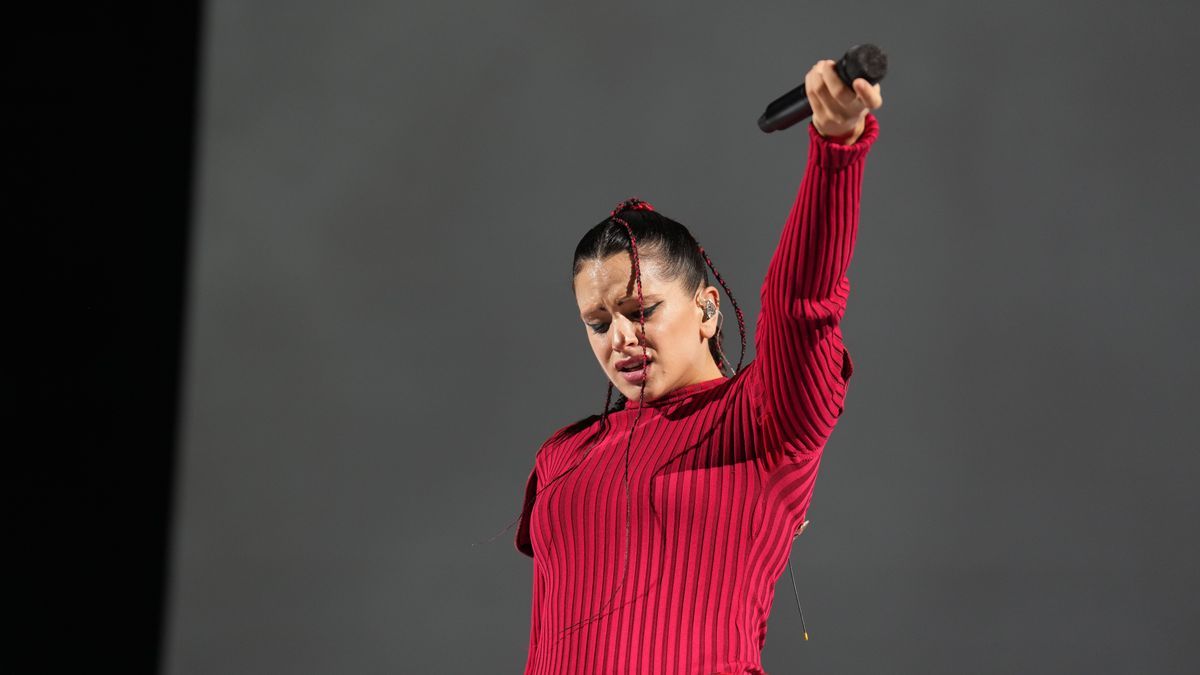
[609,314,645,352]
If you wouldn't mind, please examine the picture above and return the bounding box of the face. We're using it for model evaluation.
[573,251,724,402]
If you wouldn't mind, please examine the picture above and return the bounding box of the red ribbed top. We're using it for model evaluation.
[516,113,879,675]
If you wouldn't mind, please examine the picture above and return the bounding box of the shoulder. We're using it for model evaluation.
[543,412,605,451]
[531,410,609,468]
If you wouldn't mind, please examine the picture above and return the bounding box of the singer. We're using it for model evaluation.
[514,59,883,675]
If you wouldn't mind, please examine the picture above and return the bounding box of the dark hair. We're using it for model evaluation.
[571,197,747,411]
[487,197,750,645]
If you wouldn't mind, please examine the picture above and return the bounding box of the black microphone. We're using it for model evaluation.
[757,44,888,133]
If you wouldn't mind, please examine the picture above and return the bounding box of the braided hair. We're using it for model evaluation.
[571,197,748,412]
[481,197,750,643]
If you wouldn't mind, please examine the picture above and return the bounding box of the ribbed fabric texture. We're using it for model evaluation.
[516,113,879,675]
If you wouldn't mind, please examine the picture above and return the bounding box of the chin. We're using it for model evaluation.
[626,382,663,402]
[613,379,650,401]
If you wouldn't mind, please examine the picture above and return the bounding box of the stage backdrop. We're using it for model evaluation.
[163,1,1200,673]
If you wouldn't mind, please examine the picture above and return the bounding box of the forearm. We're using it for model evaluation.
[751,112,879,455]
[761,112,878,310]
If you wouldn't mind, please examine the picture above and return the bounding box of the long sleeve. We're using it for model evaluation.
[511,118,880,672]
[515,461,540,672]
[523,560,542,675]
[749,113,879,457]
[515,463,537,558]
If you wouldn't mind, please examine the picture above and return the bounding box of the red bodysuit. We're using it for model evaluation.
[516,113,880,675]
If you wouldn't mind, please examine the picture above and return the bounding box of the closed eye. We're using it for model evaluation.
[587,303,659,334]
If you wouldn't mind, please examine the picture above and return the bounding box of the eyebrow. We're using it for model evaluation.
[582,295,661,317]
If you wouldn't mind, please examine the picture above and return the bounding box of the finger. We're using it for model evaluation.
[817,61,857,115]
[805,64,825,106]
[861,80,882,109]
[805,61,825,95]
[853,79,883,110]
[806,66,832,121]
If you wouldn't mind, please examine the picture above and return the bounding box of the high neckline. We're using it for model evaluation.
[623,375,729,410]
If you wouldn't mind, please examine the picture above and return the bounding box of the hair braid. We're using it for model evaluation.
[550,206,649,638]
[694,241,747,374]
[481,195,764,644]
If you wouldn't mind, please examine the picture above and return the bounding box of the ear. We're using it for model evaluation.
[696,285,721,339]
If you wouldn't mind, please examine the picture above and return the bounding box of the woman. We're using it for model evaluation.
[514,59,883,675]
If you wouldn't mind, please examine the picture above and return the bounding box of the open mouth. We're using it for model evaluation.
[616,357,652,372]
[616,357,652,383]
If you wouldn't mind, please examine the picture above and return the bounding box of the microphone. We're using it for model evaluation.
[757,43,888,133]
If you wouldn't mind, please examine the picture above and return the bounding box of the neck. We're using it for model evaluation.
[685,358,726,385]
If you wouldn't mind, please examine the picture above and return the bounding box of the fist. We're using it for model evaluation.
[805,59,883,144]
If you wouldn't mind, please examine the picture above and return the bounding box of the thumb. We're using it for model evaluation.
[854,79,882,109]
[852,78,871,101]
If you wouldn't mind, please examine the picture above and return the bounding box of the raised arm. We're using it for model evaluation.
[749,102,880,457]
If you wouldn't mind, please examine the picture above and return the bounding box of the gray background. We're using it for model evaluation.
[162,1,1200,673]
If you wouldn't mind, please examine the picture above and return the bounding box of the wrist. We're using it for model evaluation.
[817,117,866,145]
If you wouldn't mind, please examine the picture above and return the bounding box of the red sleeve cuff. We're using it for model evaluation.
[807,112,879,171]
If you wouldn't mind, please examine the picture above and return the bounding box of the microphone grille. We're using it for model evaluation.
[841,43,888,84]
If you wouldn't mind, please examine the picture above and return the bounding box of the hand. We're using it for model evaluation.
[806,59,884,144]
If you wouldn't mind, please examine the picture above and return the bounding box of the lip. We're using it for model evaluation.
[618,360,651,384]
[615,355,652,371]
[615,355,652,384]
